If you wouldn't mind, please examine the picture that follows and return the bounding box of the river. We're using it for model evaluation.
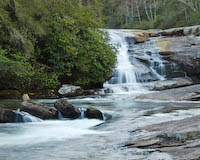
[0,29,200,160]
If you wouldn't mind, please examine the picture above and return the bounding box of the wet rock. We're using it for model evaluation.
[54,99,81,119]
[130,57,159,82]
[132,30,149,43]
[125,115,200,160]
[85,107,103,120]
[0,108,22,123]
[152,78,193,91]
[137,84,200,101]
[0,90,21,99]
[58,84,83,97]
[21,102,58,120]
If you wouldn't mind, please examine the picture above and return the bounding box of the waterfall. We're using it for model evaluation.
[103,29,150,94]
[103,29,181,94]
[107,30,137,84]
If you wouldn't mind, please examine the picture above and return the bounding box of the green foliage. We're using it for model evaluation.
[0,0,116,92]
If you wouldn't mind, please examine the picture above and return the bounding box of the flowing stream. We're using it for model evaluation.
[0,29,200,160]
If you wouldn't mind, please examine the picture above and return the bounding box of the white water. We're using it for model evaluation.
[104,29,148,94]
[0,119,104,147]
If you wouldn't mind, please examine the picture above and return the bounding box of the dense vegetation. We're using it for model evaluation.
[0,0,116,93]
[102,0,200,29]
[1,0,200,94]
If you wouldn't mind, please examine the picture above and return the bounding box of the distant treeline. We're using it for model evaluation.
[102,0,200,29]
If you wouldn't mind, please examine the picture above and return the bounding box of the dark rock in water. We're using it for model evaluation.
[0,108,22,123]
[85,107,103,120]
[54,99,81,119]
[21,102,58,120]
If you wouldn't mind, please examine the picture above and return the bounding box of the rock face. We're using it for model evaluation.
[20,102,58,120]
[54,99,81,119]
[0,108,22,123]
[85,107,103,120]
[156,35,200,82]
[125,115,200,160]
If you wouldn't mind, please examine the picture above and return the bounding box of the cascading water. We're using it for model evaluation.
[104,29,147,94]
[15,110,42,123]
[103,30,184,95]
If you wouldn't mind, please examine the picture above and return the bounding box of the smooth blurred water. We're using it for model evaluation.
[1,96,200,160]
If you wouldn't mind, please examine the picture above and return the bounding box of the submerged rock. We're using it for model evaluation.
[21,102,58,120]
[54,99,81,119]
[0,108,22,123]
[85,107,103,120]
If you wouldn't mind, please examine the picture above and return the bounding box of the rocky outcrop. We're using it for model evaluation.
[85,107,103,120]
[137,84,200,101]
[54,99,81,119]
[0,108,22,123]
[20,102,58,120]
[159,25,200,36]
[125,115,200,160]
[132,29,159,43]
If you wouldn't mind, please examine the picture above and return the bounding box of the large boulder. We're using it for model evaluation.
[132,29,160,43]
[58,84,83,97]
[85,107,103,120]
[54,99,81,119]
[0,108,23,123]
[58,84,95,97]
[20,102,58,120]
